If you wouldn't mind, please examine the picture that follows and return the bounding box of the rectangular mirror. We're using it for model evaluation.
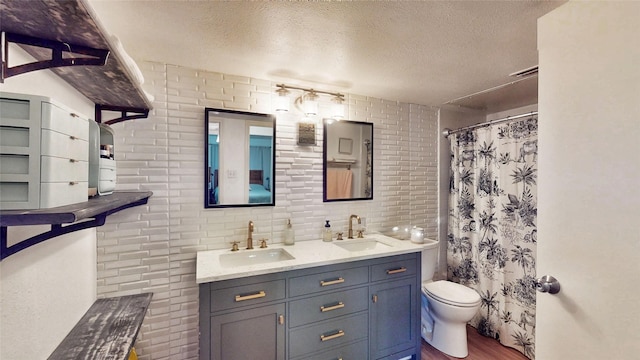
[323,119,373,202]
[205,108,275,208]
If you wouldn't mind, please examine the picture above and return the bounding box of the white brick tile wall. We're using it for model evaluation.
[96,62,438,360]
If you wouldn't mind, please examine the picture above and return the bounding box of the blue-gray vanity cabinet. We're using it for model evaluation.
[199,252,420,360]
[369,277,420,359]
[199,272,287,360]
[210,303,286,360]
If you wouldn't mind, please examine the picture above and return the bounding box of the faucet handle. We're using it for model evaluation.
[259,238,268,248]
[357,230,364,238]
[336,232,344,240]
[230,241,240,252]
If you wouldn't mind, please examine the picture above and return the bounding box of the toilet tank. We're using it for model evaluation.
[421,239,439,282]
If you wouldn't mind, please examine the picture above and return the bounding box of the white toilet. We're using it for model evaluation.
[420,242,481,358]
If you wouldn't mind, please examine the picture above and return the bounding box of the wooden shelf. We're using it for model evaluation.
[0,0,152,122]
[48,293,153,360]
[0,191,152,260]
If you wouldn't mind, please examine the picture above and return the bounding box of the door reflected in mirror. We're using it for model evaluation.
[323,119,373,202]
[205,108,275,208]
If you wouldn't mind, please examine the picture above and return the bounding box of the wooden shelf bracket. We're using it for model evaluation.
[1,32,110,82]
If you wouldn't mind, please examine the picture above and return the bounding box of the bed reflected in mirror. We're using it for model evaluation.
[205,108,275,208]
[323,119,373,202]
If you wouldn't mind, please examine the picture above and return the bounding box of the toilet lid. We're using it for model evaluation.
[423,280,481,306]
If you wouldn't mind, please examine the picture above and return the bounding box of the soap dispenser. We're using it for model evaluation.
[323,220,332,242]
[283,219,295,245]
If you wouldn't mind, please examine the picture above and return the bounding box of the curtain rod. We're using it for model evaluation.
[442,111,538,138]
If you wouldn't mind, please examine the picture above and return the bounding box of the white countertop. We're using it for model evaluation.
[196,233,438,283]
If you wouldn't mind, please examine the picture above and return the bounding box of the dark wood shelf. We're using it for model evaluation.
[48,293,153,360]
[1,0,152,121]
[0,191,152,260]
[0,191,153,226]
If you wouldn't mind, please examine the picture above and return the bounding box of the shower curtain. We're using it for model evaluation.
[447,116,538,359]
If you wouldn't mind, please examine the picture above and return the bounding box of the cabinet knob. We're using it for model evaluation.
[69,135,77,140]
[372,294,378,303]
[68,181,78,185]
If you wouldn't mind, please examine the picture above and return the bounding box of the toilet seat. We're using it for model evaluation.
[423,280,481,307]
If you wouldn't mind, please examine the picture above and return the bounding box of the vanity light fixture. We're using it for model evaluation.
[303,90,319,116]
[274,83,346,120]
[331,95,345,121]
[275,84,290,112]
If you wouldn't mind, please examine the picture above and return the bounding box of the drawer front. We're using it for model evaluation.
[41,129,89,160]
[0,97,31,123]
[289,312,368,359]
[289,266,369,297]
[0,154,29,175]
[98,180,116,195]
[0,125,31,149]
[41,102,89,141]
[210,279,286,313]
[370,257,417,282]
[41,156,88,182]
[99,166,117,181]
[41,181,88,208]
[289,287,369,328]
[298,339,368,360]
[0,181,38,209]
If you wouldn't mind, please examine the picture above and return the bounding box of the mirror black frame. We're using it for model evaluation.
[323,119,373,202]
[204,108,276,208]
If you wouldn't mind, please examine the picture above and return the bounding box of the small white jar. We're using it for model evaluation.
[410,226,424,243]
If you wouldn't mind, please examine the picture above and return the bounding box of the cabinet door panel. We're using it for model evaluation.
[210,303,285,360]
[369,277,419,359]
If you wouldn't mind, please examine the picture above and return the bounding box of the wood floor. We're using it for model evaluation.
[421,325,529,360]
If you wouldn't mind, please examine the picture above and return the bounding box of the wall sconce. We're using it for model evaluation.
[275,83,345,120]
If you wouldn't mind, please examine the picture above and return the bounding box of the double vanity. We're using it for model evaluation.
[197,233,426,360]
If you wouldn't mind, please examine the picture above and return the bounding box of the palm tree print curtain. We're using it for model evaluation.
[448,117,538,359]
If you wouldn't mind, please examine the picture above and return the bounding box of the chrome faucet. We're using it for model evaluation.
[247,221,254,249]
[348,214,361,239]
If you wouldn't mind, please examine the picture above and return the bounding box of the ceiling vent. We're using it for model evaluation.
[509,65,539,78]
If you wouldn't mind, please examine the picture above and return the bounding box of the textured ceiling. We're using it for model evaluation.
[88,0,565,110]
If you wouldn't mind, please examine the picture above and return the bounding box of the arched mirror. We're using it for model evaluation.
[205,108,275,208]
[323,119,373,202]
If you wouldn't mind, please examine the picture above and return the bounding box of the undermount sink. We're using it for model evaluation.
[334,239,391,252]
[219,248,295,268]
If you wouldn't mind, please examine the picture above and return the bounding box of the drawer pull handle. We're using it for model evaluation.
[69,135,77,140]
[68,181,78,185]
[69,159,78,163]
[234,291,266,302]
[70,113,79,118]
[320,277,345,287]
[386,267,407,275]
[278,314,284,325]
[320,330,345,342]
[320,302,345,312]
